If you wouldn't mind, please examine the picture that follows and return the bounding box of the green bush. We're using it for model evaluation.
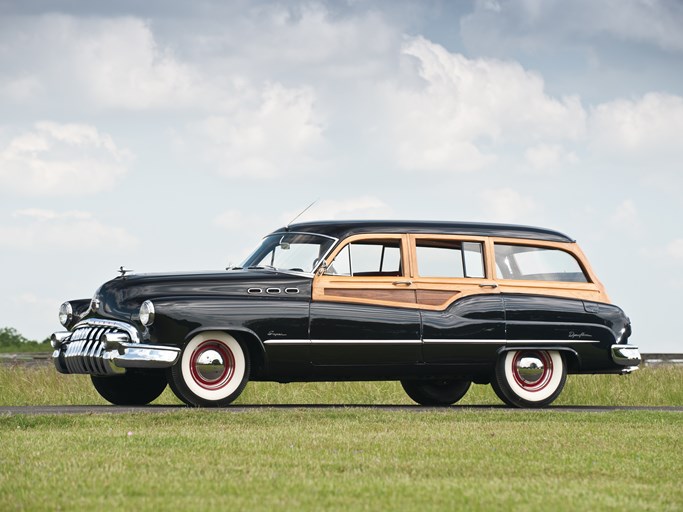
[0,327,49,353]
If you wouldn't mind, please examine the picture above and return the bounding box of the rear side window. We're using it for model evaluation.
[494,244,588,283]
[416,240,485,278]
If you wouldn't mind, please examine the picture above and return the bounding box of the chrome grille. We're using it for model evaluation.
[63,325,122,375]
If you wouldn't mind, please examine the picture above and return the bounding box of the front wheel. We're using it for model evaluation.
[167,331,250,407]
[401,379,471,406]
[492,350,566,408]
[91,370,167,405]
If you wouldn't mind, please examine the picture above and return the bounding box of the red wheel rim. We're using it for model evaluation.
[189,340,235,390]
[511,351,553,392]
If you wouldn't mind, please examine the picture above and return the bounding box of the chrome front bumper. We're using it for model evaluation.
[52,319,180,376]
[611,344,641,374]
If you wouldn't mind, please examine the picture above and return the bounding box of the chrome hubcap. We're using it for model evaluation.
[195,348,226,383]
[515,355,545,385]
[190,340,235,389]
[512,351,553,391]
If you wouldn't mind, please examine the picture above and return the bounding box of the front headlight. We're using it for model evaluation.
[139,300,155,326]
[59,302,73,327]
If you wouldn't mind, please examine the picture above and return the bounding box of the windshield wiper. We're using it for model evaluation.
[247,265,276,271]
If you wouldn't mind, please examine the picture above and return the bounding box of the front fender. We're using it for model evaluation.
[148,297,308,339]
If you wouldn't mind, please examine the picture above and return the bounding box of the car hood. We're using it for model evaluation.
[87,269,312,323]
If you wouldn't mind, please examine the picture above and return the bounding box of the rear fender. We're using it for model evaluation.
[496,346,581,373]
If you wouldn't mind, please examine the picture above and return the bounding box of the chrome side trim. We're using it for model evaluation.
[312,339,422,344]
[263,339,311,345]
[263,338,601,346]
[611,345,641,366]
[263,339,422,345]
[424,339,505,344]
[423,339,598,344]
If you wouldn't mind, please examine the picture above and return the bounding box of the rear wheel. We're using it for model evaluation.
[493,350,566,408]
[167,331,250,407]
[401,379,471,406]
[91,371,167,405]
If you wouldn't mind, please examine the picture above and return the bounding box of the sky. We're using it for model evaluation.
[0,0,681,352]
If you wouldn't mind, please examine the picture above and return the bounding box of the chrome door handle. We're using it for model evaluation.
[392,281,413,286]
[479,283,498,288]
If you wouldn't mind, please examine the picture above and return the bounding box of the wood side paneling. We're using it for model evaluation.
[324,288,417,304]
[415,290,459,306]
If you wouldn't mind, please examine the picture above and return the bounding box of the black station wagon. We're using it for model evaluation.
[51,220,641,408]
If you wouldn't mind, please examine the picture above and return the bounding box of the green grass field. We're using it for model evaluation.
[1,366,681,511]
[1,409,681,511]
[1,364,682,407]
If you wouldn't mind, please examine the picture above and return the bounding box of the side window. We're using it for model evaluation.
[416,240,485,278]
[326,240,402,277]
[494,244,588,283]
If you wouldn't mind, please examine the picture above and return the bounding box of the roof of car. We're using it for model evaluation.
[273,220,575,243]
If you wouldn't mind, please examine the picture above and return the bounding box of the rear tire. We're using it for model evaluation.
[91,371,167,406]
[167,331,250,407]
[493,350,566,408]
[401,379,471,406]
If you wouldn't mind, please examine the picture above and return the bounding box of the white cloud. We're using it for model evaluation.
[188,83,325,178]
[588,93,683,155]
[524,144,578,171]
[0,122,130,196]
[215,196,391,234]
[0,15,205,109]
[213,210,273,236]
[294,196,392,222]
[608,200,643,235]
[479,188,538,223]
[462,0,683,53]
[0,209,137,251]
[666,239,683,260]
[200,4,400,80]
[0,8,399,110]
[71,17,203,109]
[0,75,43,102]
[383,37,586,173]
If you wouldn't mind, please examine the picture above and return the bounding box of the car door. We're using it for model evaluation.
[411,236,506,365]
[310,234,422,366]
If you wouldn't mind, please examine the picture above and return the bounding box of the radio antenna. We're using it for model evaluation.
[286,199,318,230]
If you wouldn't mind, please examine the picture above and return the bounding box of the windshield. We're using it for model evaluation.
[239,232,337,273]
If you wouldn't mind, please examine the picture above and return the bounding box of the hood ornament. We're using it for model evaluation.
[118,266,133,277]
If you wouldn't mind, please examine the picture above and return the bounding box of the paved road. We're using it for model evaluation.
[1,404,682,415]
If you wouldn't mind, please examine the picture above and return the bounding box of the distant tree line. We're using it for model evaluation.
[0,327,50,353]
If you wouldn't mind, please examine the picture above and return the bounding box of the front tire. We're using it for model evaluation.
[91,371,167,405]
[493,350,566,408]
[168,331,250,407]
[401,379,471,406]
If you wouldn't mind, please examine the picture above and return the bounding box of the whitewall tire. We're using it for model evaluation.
[168,331,250,407]
[493,350,566,408]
